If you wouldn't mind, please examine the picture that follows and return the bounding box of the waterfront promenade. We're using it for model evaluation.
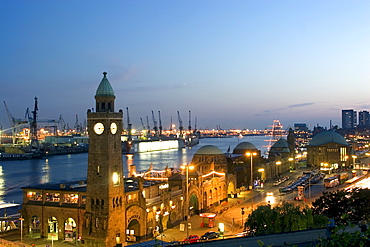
[0,168,353,247]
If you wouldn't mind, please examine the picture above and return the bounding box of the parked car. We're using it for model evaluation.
[201,231,220,240]
[183,235,200,243]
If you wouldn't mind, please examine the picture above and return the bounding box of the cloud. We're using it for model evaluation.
[255,102,315,116]
[288,102,314,108]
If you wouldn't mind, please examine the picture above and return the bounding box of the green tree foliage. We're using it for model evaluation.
[245,202,328,235]
[312,188,370,224]
[315,224,370,247]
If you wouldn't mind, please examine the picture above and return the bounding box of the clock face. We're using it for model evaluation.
[110,122,118,134]
[94,122,104,135]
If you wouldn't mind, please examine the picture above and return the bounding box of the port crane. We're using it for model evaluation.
[194,116,198,134]
[188,110,192,132]
[146,116,150,135]
[177,111,183,138]
[24,97,42,156]
[126,107,132,141]
[151,110,158,138]
[158,111,163,139]
[3,101,29,144]
[140,117,147,137]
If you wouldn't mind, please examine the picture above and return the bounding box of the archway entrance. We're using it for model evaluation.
[189,194,199,215]
[30,215,41,238]
[64,218,76,242]
[126,219,140,242]
[47,216,58,240]
[228,181,235,196]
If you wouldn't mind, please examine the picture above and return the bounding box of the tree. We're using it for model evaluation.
[245,202,327,235]
[312,188,370,224]
[315,224,370,247]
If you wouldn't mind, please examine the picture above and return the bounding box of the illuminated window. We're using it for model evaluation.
[112,172,120,185]
[45,192,60,202]
[64,194,79,203]
[27,191,42,201]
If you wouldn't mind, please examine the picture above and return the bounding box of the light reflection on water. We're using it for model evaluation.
[0,136,268,208]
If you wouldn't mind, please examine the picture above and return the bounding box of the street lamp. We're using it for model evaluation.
[181,164,194,240]
[352,155,357,169]
[288,157,294,170]
[19,215,24,242]
[276,161,281,177]
[258,168,265,188]
[241,207,245,230]
[246,152,257,211]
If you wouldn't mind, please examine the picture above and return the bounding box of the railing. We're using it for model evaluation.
[0,239,32,247]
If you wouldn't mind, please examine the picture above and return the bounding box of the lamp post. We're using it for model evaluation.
[241,207,245,230]
[181,164,194,240]
[352,155,357,169]
[288,157,294,171]
[276,161,281,177]
[19,215,24,242]
[246,152,257,211]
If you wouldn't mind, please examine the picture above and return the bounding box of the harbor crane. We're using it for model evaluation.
[58,115,67,134]
[194,116,198,134]
[158,111,163,139]
[170,116,173,132]
[126,107,132,141]
[140,117,146,131]
[151,110,158,137]
[177,111,184,138]
[3,101,28,144]
[26,97,42,155]
[146,116,150,135]
[74,114,84,133]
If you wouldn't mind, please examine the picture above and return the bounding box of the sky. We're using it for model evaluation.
[1,0,370,131]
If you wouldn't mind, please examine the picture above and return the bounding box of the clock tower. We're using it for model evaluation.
[83,72,125,246]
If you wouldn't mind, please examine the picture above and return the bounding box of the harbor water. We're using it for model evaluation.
[0,136,268,214]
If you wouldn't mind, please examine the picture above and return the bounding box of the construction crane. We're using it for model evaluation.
[126,107,132,141]
[177,111,183,139]
[158,111,162,139]
[151,110,158,138]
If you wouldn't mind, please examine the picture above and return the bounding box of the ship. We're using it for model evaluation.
[263,119,287,154]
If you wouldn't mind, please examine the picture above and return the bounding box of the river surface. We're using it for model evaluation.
[0,136,268,213]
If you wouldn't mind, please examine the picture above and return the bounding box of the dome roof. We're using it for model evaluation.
[269,138,290,154]
[234,142,258,151]
[271,138,289,148]
[96,72,115,97]
[309,131,348,146]
[194,145,224,155]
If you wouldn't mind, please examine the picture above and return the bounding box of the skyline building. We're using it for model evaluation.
[358,111,370,127]
[342,109,357,129]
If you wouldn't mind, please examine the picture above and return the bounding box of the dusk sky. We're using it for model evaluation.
[1,1,370,131]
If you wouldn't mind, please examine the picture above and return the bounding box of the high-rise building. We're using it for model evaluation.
[294,123,309,147]
[342,109,357,129]
[358,111,370,127]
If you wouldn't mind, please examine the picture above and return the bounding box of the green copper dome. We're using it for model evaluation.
[96,72,115,97]
[309,131,348,146]
[195,145,224,155]
[234,142,258,150]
